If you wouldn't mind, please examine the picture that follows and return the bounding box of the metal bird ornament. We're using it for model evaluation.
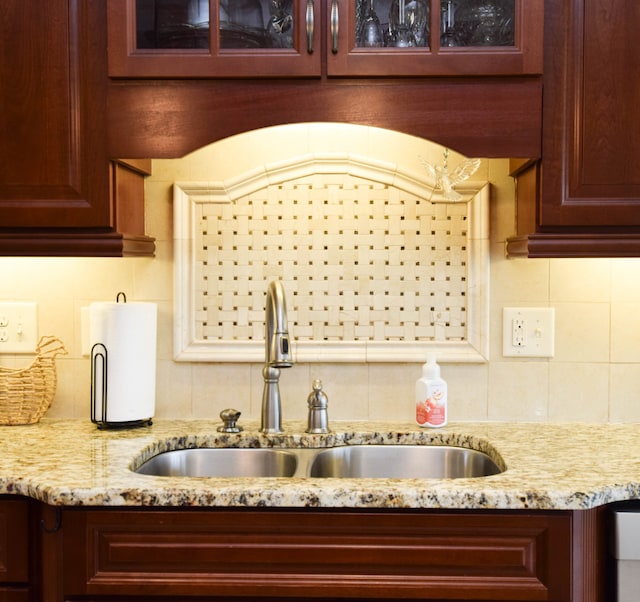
[419,150,481,202]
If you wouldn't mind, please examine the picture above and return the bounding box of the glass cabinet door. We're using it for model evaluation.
[135,0,210,49]
[328,0,541,76]
[439,0,515,48]
[108,0,322,77]
[108,0,541,77]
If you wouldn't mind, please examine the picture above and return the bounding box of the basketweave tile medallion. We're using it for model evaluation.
[174,153,489,363]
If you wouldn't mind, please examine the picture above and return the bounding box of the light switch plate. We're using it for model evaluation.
[502,307,555,358]
[0,302,38,353]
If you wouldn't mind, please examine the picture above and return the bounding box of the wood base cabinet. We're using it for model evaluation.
[0,498,32,602]
[49,507,608,602]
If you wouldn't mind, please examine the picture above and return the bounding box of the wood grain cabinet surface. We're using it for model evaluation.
[0,0,155,257]
[0,499,31,602]
[53,506,608,602]
[507,0,640,258]
[107,0,543,79]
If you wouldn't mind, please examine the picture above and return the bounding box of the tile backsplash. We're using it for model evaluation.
[173,153,489,364]
[1,123,639,424]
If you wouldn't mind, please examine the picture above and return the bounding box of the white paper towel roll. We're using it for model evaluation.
[89,301,157,424]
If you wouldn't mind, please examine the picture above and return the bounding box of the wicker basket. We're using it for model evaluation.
[0,336,67,425]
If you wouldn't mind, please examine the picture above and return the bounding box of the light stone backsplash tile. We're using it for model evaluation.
[490,252,550,303]
[1,124,640,424]
[488,362,549,421]
[553,303,610,363]
[610,364,640,422]
[550,259,612,303]
[611,302,640,364]
[612,259,640,301]
[548,363,609,422]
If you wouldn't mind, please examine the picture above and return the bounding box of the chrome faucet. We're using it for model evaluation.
[261,280,293,433]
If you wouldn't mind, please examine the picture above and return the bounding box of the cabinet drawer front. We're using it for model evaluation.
[65,509,571,600]
[0,588,30,602]
[0,501,29,583]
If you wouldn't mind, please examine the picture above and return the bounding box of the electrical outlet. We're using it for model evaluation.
[502,307,555,358]
[511,318,526,347]
[0,302,38,353]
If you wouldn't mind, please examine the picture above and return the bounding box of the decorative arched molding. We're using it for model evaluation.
[174,152,489,363]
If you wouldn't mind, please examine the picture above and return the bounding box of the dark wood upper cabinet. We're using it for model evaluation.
[1,0,545,257]
[104,0,544,161]
[107,0,543,78]
[108,0,322,77]
[507,0,640,258]
[0,0,155,257]
[328,0,542,77]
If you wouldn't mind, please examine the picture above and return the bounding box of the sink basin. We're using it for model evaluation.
[135,448,298,478]
[308,445,501,479]
[134,444,503,479]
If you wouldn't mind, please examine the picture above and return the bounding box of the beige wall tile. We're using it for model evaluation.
[490,253,550,303]
[610,364,640,422]
[368,364,415,421]
[548,363,609,422]
[550,259,611,303]
[553,303,610,363]
[611,303,640,363]
[446,363,489,421]
[192,363,252,421]
[612,259,640,301]
[488,361,549,421]
[155,360,192,418]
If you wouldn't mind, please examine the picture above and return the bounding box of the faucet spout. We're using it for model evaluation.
[261,281,293,433]
[264,280,293,368]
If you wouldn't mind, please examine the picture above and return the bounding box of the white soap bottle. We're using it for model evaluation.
[415,355,448,428]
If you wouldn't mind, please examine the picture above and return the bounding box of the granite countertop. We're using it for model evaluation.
[1,419,639,510]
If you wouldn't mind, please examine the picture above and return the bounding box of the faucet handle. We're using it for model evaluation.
[307,379,328,408]
[306,379,330,434]
[217,408,243,433]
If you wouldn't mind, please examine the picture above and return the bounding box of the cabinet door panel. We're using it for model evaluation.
[0,590,30,602]
[0,501,29,583]
[108,0,322,78]
[327,0,543,76]
[0,0,111,229]
[539,0,640,229]
[63,509,571,600]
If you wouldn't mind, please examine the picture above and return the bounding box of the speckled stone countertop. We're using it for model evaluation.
[1,419,639,510]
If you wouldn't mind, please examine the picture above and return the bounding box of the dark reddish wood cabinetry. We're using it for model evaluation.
[0,0,155,257]
[45,506,607,602]
[507,0,640,258]
[0,499,31,602]
[105,1,544,162]
[108,0,543,79]
[1,0,543,256]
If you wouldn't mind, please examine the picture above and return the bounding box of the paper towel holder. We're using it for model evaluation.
[90,293,154,430]
[90,342,153,430]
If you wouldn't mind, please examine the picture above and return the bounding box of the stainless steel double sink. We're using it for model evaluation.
[134,444,503,479]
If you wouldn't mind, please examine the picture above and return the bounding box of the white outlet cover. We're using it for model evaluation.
[502,307,555,358]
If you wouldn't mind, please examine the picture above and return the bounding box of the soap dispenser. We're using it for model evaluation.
[415,355,447,428]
